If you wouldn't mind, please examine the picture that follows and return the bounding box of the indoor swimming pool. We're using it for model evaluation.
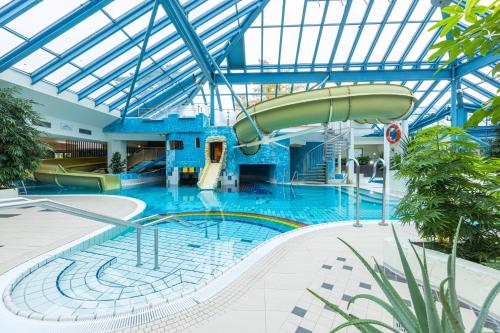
[5,183,399,321]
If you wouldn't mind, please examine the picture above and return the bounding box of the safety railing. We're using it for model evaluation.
[291,171,298,185]
[371,158,388,226]
[346,158,361,228]
[302,128,350,175]
[127,147,165,170]
[0,197,187,270]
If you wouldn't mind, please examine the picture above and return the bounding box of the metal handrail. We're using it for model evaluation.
[302,128,349,175]
[291,171,298,185]
[371,158,388,226]
[346,158,361,228]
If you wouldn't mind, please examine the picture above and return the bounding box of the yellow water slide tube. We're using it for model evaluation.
[234,84,416,155]
[34,157,121,191]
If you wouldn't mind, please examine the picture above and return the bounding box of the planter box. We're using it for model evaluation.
[384,237,500,317]
[0,188,18,199]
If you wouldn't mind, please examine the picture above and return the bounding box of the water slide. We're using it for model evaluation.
[34,157,121,191]
[197,137,227,190]
[234,84,416,155]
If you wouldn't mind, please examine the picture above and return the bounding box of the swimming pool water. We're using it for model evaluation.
[27,183,399,224]
[7,183,400,321]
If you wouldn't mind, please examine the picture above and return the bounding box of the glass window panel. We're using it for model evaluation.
[279,27,300,64]
[147,26,176,49]
[244,28,262,65]
[13,49,55,73]
[72,31,128,67]
[203,21,238,46]
[367,23,399,63]
[297,26,320,63]
[350,25,378,63]
[284,0,304,25]
[102,0,144,19]
[0,0,12,7]
[332,25,357,63]
[122,11,150,36]
[93,47,140,78]
[195,5,236,34]
[314,26,338,64]
[6,0,86,38]
[67,75,97,93]
[404,23,436,62]
[44,63,79,84]
[346,0,369,24]
[102,91,125,105]
[304,1,326,25]
[0,29,24,57]
[324,1,345,24]
[386,23,420,62]
[263,0,283,26]
[87,83,114,100]
[366,0,390,22]
[44,11,110,54]
[388,0,412,22]
[150,39,185,62]
[409,0,433,21]
[435,81,450,90]
[262,27,281,64]
[189,0,224,22]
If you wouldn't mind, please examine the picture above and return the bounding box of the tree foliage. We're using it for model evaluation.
[395,125,499,263]
[0,87,50,188]
[428,0,499,127]
[109,152,127,174]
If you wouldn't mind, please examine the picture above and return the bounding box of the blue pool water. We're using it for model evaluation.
[6,183,399,321]
[27,183,399,223]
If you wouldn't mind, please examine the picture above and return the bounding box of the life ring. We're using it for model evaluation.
[386,124,401,144]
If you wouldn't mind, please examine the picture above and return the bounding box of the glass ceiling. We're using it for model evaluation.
[0,0,497,130]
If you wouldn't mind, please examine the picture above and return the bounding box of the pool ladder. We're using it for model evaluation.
[0,197,188,270]
[345,158,388,227]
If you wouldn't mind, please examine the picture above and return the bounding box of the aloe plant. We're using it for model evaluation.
[308,221,500,333]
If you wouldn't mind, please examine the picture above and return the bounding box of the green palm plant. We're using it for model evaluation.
[308,221,500,333]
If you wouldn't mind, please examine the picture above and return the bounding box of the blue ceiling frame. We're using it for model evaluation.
[0,0,497,133]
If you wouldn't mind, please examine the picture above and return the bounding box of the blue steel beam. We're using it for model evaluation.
[0,0,113,73]
[463,92,484,106]
[362,0,396,67]
[410,102,451,131]
[345,0,374,66]
[380,0,419,65]
[60,0,238,94]
[0,0,41,27]
[92,3,255,105]
[456,53,500,77]
[473,70,500,88]
[82,0,256,105]
[290,0,307,94]
[120,0,160,123]
[450,78,466,127]
[159,0,214,83]
[31,0,157,83]
[327,0,352,71]
[159,0,263,138]
[275,0,286,97]
[310,0,330,69]
[411,83,451,126]
[461,78,495,99]
[215,69,451,84]
[223,61,446,71]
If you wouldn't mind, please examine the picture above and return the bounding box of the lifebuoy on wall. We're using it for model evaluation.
[386,123,401,144]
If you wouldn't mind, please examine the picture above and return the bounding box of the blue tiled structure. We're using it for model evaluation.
[106,114,290,188]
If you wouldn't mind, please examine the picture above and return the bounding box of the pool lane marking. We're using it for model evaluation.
[161,211,306,229]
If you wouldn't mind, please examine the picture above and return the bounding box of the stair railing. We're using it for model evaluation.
[346,157,361,228]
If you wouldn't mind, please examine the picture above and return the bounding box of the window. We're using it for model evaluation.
[79,128,92,135]
[169,140,184,150]
[195,137,200,148]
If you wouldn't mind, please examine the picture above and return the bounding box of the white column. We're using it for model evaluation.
[107,140,127,173]
[383,125,391,190]
[347,121,355,182]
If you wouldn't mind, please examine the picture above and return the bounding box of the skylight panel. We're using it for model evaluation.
[367,24,399,63]
[262,27,281,64]
[87,83,114,100]
[13,49,55,74]
[102,0,145,20]
[244,28,262,65]
[203,21,238,46]
[350,25,378,63]
[346,0,368,24]
[0,0,12,8]
[324,1,344,24]
[366,0,390,22]
[67,75,97,93]
[386,23,420,62]
[263,0,283,26]
[6,0,86,38]
[44,11,110,55]
[189,0,224,22]
[284,0,304,25]
[297,26,320,64]
[304,1,326,25]
[0,29,24,57]
[404,23,436,62]
[311,25,336,64]
[279,27,300,64]
[195,5,236,34]
[332,25,358,64]
[388,0,411,22]
[43,63,79,84]
[435,81,450,91]
[72,31,128,67]
[409,0,433,21]
[102,91,126,105]
[122,11,151,36]
[93,47,140,78]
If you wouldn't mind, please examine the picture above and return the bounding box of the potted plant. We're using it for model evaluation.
[396,125,499,267]
[108,152,127,174]
[0,87,50,197]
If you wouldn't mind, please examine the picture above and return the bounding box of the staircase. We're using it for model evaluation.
[298,124,350,184]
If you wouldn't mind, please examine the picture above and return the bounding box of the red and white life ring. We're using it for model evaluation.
[386,124,401,144]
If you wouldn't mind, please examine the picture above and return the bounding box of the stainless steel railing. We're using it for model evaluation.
[371,158,388,226]
[346,158,361,228]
